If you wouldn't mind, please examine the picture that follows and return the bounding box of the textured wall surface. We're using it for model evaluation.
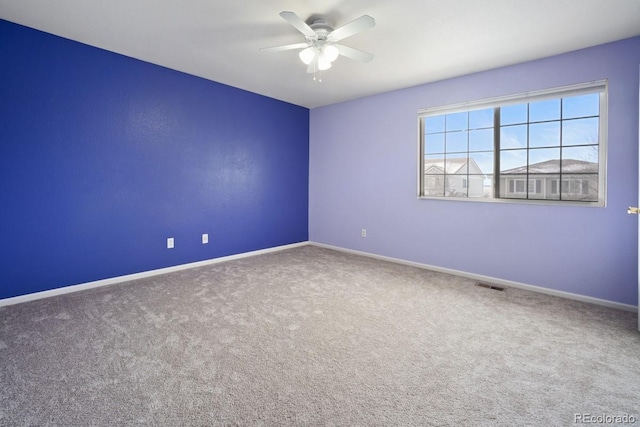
[0,20,309,299]
[310,37,640,306]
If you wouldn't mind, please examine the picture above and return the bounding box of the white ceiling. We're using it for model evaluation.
[1,0,640,109]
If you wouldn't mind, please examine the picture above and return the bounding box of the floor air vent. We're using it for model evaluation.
[476,283,505,291]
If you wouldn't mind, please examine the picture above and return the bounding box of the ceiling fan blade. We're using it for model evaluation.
[327,15,375,42]
[260,43,309,53]
[336,44,374,63]
[279,11,316,37]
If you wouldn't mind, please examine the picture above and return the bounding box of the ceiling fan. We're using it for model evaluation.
[261,11,376,75]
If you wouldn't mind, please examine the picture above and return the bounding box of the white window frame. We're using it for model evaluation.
[417,80,608,207]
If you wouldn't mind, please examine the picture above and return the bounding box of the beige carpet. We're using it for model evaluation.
[1,245,639,426]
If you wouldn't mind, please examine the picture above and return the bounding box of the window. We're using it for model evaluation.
[418,81,607,206]
[507,179,526,194]
[528,179,542,194]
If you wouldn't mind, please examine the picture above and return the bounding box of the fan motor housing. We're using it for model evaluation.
[309,19,333,41]
[309,19,333,32]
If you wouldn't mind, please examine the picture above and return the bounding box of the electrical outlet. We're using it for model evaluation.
[202,233,208,244]
[167,237,174,249]
[361,229,367,238]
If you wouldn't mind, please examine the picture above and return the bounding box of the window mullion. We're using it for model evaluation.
[559,98,564,201]
[526,104,530,199]
[494,107,501,198]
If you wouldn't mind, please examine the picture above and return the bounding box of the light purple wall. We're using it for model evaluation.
[309,37,640,306]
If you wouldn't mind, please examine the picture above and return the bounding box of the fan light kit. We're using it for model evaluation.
[261,11,375,81]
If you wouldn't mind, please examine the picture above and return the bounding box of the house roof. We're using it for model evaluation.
[424,158,484,175]
[501,159,598,174]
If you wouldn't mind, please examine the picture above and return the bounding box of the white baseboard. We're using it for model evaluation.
[311,242,638,313]
[4,240,636,314]
[0,241,310,308]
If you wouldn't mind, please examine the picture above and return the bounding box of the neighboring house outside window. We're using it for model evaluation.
[500,159,598,201]
[423,158,486,197]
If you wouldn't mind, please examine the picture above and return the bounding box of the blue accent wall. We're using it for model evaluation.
[0,19,309,300]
